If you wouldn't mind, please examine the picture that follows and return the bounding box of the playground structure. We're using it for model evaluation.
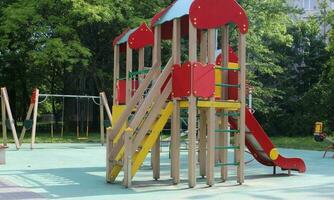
[1,87,20,149]
[314,122,334,158]
[19,89,112,149]
[107,0,306,188]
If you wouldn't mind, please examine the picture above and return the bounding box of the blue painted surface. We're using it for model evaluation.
[117,28,137,45]
[154,0,193,26]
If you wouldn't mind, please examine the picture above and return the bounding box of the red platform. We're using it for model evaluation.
[117,80,139,104]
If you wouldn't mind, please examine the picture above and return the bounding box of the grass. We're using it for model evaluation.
[1,131,333,151]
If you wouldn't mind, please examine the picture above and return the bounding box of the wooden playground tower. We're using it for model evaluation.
[107,0,249,188]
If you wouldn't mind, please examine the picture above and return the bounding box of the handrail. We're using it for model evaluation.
[109,57,173,161]
[131,80,172,155]
[110,57,172,141]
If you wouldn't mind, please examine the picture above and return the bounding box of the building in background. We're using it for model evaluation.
[288,0,334,16]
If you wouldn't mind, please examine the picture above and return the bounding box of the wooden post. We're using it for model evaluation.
[138,48,145,82]
[237,33,246,184]
[19,104,34,145]
[206,29,216,186]
[221,25,229,181]
[171,18,181,184]
[199,109,207,178]
[113,45,120,106]
[188,19,197,188]
[199,30,208,178]
[1,88,19,149]
[100,95,105,145]
[123,128,132,188]
[31,89,39,149]
[1,92,7,146]
[126,43,133,104]
[151,25,162,180]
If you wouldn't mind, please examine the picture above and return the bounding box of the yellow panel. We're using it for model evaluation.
[215,68,222,99]
[111,105,127,144]
[180,100,240,110]
[131,102,173,177]
[228,62,239,69]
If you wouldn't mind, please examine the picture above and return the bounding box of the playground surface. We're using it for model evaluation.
[0,143,333,200]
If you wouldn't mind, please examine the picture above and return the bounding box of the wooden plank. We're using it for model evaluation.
[100,96,105,145]
[206,29,216,186]
[237,33,246,184]
[199,109,206,178]
[126,43,133,104]
[123,128,132,188]
[151,25,162,180]
[31,89,39,149]
[131,81,172,154]
[180,100,241,109]
[138,48,145,81]
[188,19,197,188]
[113,45,120,105]
[19,104,34,145]
[221,25,229,181]
[1,91,7,146]
[1,88,19,149]
[171,18,181,183]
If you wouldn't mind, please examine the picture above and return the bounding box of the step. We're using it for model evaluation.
[215,66,240,71]
[215,162,240,167]
[216,83,241,88]
[215,129,239,133]
[215,146,240,150]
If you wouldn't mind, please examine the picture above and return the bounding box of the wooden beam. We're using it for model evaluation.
[138,48,145,82]
[19,104,34,146]
[123,128,132,188]
[1,88,19,149]
[126,43,133,104]
[171,18,181,184]
[1,91,7,146]
[113,45,120,106]
[100,95,105,145]
[237,33,246,184]
[151,25,162,180]
[199,108,207,178]
[199,30,208,178]
[221,25,229,181]
[188,19,197,188]
[31,89,39,149]
[206,29,216,186]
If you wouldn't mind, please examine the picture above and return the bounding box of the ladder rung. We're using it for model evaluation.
[216,84,241,88]
[215,66,240,71]
[215,162,240,167]
[216,112,240,117]
[215,146,240,150]
[215,129,239,133]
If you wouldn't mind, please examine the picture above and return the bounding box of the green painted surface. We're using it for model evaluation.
[0,143,333,200]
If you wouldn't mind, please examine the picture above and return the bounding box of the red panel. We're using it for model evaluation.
[193,62,215,98]
[215,47,239,100]
[172,62,191,98]
[128,23,154,50]
[116,80,139,105]
[189,0,249,34]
